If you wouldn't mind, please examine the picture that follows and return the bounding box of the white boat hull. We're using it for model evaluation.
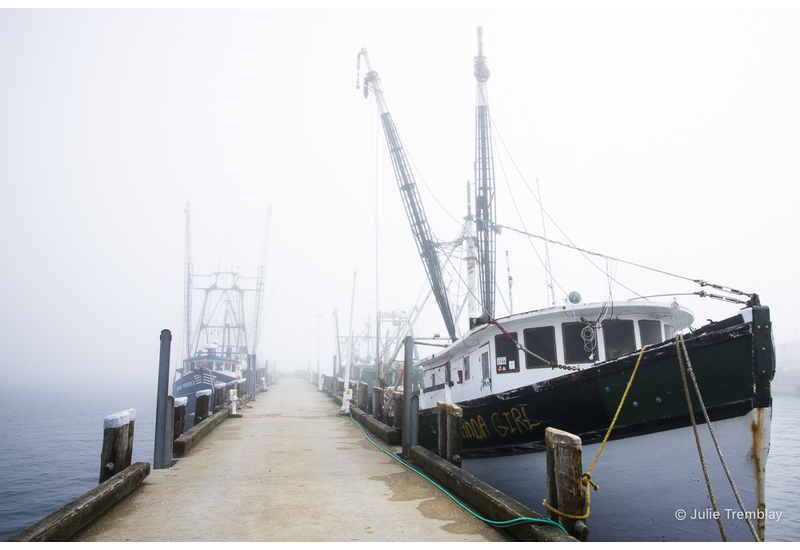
[463,407,771,542]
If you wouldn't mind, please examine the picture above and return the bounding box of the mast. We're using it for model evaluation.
[184,201,193,360]
[357,48,458,341]
[191,269,251,363]
[465,181,481,328]
[474,26,496,323]
[251,206,271,358]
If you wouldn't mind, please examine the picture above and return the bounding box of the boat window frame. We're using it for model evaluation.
[523,326,557,369]
[480,344,491,380]
[562,322,596,364]
[602,318,637,360]
[639,319,662,346]
[494,332,520,374]
[422,365,446,394]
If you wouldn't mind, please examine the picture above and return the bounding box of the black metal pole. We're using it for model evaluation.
[154,329,171,469]
[402,335,414,460]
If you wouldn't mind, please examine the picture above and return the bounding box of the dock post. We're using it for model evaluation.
[173,397,187,439]
[99,410,133,483]
[194,390,212,426]
[153,329,172,470]
[446,404,462,467]
[213,382,225,411]
[123,408,135,471]
[402,335,415,459]
[249,354,257,401]
[545,427,588,541]
[393,389,404,430]
[437,403,446,457]
[371,386,383,418]
[436,402,462,467]
[359,381,370,411]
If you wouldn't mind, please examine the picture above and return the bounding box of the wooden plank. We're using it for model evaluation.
[8,462,150,542]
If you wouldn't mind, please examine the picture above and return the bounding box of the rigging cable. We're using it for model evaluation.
[436,246,580,371]
[490,222,752,303]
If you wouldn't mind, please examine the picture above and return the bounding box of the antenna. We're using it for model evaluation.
[184,201,193,361]
[506,251,513,314]
[474,26,496,322]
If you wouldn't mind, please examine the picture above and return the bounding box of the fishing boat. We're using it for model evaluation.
[172,203,271,427]
[357,28,774,542]
[171,269,250,426]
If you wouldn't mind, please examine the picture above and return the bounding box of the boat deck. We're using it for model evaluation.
[70,377,514,542]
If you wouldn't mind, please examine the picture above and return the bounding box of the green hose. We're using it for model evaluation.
[337,400,568,536]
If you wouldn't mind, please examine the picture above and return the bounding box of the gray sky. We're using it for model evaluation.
[2,6,799,392]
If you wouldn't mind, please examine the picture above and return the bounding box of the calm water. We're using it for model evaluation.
[0,381,156,541]
[0,386,797,541]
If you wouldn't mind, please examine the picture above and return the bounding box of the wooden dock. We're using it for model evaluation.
[69,377,517,542]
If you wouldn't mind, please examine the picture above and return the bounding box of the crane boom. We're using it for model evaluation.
[358,48,457,341]
[474,26,496,322]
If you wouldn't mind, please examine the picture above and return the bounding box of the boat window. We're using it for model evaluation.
[464,356,470,380]
[664,324,675,340]
[523,326,556,369]
[481,346,490,380]
[639,320,662,346]
[563,322,596,364]
[603,319,637,360]
[495,333,520,373]
[423,366,446,393]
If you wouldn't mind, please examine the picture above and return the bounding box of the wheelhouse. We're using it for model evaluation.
[418,301,694,409]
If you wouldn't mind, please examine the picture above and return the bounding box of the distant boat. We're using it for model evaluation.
[358,27,774,542]
[173,346,243,421]
[173,203,271,427]
[172,270,250,426]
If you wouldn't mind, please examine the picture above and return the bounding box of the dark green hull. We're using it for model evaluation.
[419,306,774,458]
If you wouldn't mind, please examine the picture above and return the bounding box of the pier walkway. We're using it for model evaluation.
[71,377,513,542]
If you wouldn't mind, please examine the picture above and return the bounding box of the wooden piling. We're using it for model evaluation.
[99,410,134,484]
[437,402,463,467]
[393,389,404,429]
[371,386,383,418]
[213,382,226,411]
[545,427,588,541]
[173,397,187,439]
[194,390,212,426]
[437,402,447,458]
[123,408,135,471]
[357,381,369,411]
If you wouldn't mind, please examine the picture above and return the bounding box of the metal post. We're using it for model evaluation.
[402,335,414,460]
[154,329,171,470]
[165,396,174,468]
[249,354,256,401]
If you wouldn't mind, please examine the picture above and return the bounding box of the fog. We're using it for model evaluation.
[1,7,799,400]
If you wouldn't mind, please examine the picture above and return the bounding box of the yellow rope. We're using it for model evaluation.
[543,345,650,522]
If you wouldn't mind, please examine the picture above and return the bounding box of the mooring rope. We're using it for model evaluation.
[676,335,728,541]
[543,344,651,522]
[675,334,760,542]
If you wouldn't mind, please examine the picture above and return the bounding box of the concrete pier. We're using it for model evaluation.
[71,377,513,542]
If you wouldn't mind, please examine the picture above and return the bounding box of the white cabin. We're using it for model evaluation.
[418,301,694,410]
